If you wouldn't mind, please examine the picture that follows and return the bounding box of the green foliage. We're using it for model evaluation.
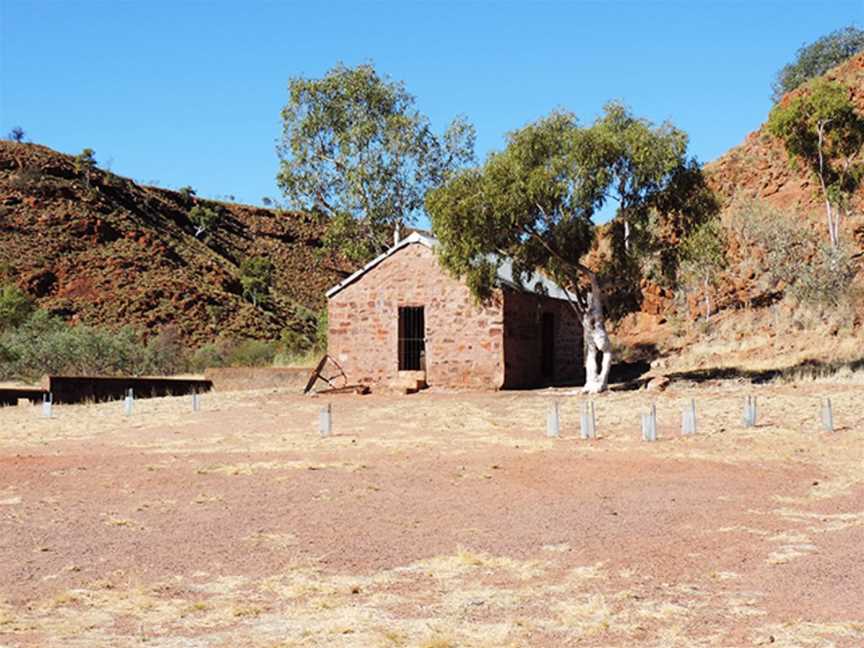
[428,106,703,315]
[74,148,97,174]
[679,218,727,283]
[188,338,279,371]
[277,62,475,263]
[678,218,727,319]
[0,311,188,382]
[0,284,33,331]
[767,79,864,204]
[188,204,221,239]
[313,307,327,352]
[772,26,864,102]
[428,112,598,301]
[239,256,273,306]
[0,305,309,380]
[5,127,25,142]
[589,101,690,256]
[767,78,864,247]
[729,197,856,308]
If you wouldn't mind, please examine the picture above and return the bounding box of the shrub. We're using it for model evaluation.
[143,326,189,375]
[0,311,196,382]
[74,148,97,173]
[5,127,25,143]
[226,339,278,366]
[0,284,33,331]
[189,204,221,239]
[773,26,864,102]
[678,218,727,320]
[188,338,280,371]
[728,197,857,308]
[239,257,273,306]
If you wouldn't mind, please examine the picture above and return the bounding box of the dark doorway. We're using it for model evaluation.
[541,312,554,380]
[398,306,425,370]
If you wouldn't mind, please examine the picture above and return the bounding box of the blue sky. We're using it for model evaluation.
[1,0,862,210]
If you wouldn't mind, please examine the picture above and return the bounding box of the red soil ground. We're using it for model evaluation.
[1,385,862,647]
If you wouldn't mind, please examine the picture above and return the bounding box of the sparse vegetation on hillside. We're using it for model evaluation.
[0,141,349,346]
[0,284,34,331]
[767,78,864,248]
[772,26,864,102]
[277,62,476,263]
[728,197,857,309]
[188,204,222,239]
[239,256,273,307]
[4,127,25,143]
[678,217,727,320]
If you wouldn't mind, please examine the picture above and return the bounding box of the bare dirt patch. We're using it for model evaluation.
[1,385,862,647]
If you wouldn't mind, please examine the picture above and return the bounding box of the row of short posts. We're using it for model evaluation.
[543,395,840,441]
[641,403,658,442]
[40,389,203,418]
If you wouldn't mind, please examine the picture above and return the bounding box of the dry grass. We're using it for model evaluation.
[1,384,862,647]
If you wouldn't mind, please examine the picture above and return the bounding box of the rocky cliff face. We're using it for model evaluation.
[705,52,864,241]
[0,141,350,344]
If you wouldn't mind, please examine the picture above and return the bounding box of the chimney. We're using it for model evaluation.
[393,222,401,246]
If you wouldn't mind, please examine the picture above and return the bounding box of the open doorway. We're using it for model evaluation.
[541,312,554,380]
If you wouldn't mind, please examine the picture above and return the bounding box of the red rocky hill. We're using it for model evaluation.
[0,141,350,345]
[705,52,864,244]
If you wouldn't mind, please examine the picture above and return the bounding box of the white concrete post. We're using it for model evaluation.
[546,401,560,438]
[320,403,332,437]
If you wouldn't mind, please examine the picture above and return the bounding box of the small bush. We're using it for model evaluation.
[226,339,279,366]
[5,127,25,142]
[188,338,280,372]
[0,284,33,331]
[239,257,273,306]
[727,197,857,308]
[189,204,221,239]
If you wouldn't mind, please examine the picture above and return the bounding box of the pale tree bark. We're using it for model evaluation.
[581,288,613,394]
[554,267,613,394]
[623,218,631,254]
[703,275,712,321]
[816,121,840,249]
[527,223,614,394]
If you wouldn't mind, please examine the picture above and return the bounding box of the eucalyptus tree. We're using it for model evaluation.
[591,102,689,255]
[428,113,614,392]
[428,108,699,393]
[277,63,475,262]
[772,26,864,102]
[678,218,727,321]
[767,78,864,248]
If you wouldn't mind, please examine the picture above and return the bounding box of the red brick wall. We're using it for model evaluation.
[328,243,506,389]
[502,290,583,388]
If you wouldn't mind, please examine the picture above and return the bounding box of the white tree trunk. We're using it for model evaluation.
[703,276,711,321]
[583,320,598,390]
[826,199,839,249]
[581,292,613,394]
[623,218,630,253]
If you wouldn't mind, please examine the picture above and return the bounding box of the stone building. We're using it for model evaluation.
[326,232,582,390]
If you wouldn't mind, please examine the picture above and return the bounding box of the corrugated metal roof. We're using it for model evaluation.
[325,231,577,302]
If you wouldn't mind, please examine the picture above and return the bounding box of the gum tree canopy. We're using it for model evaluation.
[772,26,864,103]
[277,63,475,263]
[767,78,864,248]
[427,107,694,393]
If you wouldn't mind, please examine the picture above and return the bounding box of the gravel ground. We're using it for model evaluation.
[1,384,862,647]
